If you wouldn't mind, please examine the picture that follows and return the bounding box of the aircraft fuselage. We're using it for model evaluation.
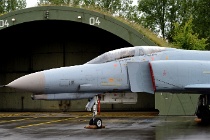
[6,47,210,99]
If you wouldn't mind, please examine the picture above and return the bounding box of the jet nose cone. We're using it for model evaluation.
[6,72,45,93]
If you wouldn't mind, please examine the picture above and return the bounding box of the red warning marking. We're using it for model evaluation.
[98,98,100,115]
[163,70,166,76]
[149,63,156,92]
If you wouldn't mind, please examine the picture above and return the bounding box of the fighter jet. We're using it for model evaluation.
[4,46,210,128]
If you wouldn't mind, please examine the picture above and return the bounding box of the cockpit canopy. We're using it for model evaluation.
[86,46,170,64]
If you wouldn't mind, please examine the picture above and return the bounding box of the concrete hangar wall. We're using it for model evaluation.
[0,6,156,112]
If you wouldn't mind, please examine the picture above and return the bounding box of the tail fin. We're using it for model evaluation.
[0,85,5,88]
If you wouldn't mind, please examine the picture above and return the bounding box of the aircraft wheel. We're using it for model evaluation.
[89,118,94,125]
[94,118,102,129]
[89,118,102,128]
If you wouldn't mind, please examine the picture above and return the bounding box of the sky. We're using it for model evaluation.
[26,0,138,8]
[26,0,38,8]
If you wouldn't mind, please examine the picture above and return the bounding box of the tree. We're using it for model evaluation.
[38,0,71,5]
[192,0,210,49]
[137,0,168,39]
[96,0,121,13]
[172,17,208,50]
[137,0,194,40]
[117,0,135,20]
[0,0,26,14]
[81,0,95,6]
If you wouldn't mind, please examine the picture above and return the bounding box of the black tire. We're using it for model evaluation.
[89,118,94,125]
[93,118,102,129]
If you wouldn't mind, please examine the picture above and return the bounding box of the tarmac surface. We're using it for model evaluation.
[0,111,210,140]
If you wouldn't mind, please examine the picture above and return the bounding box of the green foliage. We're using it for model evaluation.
[172,17,208,50]
[117,0,135,19]
[137,0,196,40]
[0,0,26,14]
[136,0,209,50]
[137,0,169,39]
[38,0,71,5]
[82,0,96,6]
[96,0,121,13]
[192,0,210,49]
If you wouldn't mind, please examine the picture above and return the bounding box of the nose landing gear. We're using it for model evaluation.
[85,95,104,129]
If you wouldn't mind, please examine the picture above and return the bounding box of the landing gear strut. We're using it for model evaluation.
[195,94,210,123]
[85,95,103,129]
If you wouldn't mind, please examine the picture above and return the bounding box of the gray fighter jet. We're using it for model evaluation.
[4,46,210,128]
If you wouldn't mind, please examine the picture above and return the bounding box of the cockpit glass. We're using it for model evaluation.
[86,46,167,64]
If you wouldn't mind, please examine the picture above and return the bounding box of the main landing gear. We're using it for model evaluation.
[85,95,103,129]
[195,94,210,123]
